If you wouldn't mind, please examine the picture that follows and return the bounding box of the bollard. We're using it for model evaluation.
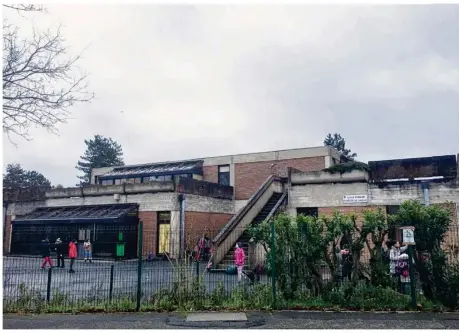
[46,267,52,303]
[109,264,114,303]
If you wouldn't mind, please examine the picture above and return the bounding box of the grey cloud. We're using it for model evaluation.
[3,5,459,186]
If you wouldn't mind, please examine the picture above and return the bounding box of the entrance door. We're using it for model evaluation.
[157,212,171,255]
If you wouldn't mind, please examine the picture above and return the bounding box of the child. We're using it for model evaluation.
[69,240,77,273]
[234,242,246,283]
[40,238,53,269]
[83,239,92,263]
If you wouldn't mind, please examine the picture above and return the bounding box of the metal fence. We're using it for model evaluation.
[3,223,459,312]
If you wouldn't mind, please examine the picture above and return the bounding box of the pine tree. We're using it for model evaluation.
[76,135,124,185]
[323,133,357,160]
[3,163,51,188]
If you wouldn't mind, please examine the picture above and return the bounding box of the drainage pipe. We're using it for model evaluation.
[178,194,185,259]
[421,181,430,206]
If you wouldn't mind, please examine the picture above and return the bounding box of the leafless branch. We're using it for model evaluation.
[2,4,46,12]
[3,6,93,141]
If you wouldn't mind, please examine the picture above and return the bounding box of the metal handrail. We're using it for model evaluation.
[263,190,288,224]
[212,175,276,247]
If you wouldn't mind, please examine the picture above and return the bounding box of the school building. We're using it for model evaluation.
[3,146,458,267]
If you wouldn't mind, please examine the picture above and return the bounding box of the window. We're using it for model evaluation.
[134,178,142,184]
[114,179,121,185]
[101,179,113,186]
[386,205,400,215]
[158,211,171,223]
[386,205,401,241]
[218,165,230,185]
[297,207,318,217]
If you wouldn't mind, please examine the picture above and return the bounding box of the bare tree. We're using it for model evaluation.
[3,4,94,142]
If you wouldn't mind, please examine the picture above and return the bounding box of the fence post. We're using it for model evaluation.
[408,245,417,309]
[109,264,114,303]
[271,219,276,309]
[136,220,143,311]
[46,267,52,303]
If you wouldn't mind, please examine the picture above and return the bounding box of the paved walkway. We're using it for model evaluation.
[4,311,459,329]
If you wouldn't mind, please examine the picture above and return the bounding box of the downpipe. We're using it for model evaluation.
[421,181,430,206]
[178,194,185,259]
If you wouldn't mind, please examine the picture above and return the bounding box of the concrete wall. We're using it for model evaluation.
[91,166,115,185]
[7,192,234,216]
[91,146,341,201]
[289,171,458,211]
[290,182,369,208]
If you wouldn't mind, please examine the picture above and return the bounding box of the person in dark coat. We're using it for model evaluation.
[40,238,53,269]
[55,238,65,268]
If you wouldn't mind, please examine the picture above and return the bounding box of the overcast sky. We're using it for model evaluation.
[3,4,459,186]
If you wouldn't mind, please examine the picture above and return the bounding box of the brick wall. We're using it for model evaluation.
[439,202,459,262]
[139,211,157,256]
[184,212,233,247]
[235,157,325,200]
[319,206,385,263]
[3,215,12,254]
[203,166,218,184]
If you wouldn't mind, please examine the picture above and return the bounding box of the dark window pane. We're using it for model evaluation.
[297,207,318,217]
[218,165,230,185]
[386,205,400,215]
[158,211,171,222]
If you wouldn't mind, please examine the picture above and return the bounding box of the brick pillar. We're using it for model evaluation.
[3,216,12,254]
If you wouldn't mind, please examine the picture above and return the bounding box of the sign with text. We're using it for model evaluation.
[343,195,368,203]
[401,226,416,245]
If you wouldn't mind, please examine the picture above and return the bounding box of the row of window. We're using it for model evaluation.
[99,174,191,186]
[98,165,232,187]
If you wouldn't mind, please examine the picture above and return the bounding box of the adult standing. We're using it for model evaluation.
[55,238,65,269]
[387,240,409,293]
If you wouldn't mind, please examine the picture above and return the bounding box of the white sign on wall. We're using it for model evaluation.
[343,195,368,203]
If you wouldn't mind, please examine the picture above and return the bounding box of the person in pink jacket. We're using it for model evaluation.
[234,242,246,283]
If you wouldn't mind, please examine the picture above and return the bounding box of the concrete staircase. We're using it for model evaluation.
[218,192,284,270]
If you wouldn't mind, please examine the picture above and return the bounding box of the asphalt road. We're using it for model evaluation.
[4,311,459,329]
[3,257,269,305]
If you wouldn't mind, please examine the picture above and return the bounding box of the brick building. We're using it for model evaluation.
[4,147,458,268]
[3,146,340,259]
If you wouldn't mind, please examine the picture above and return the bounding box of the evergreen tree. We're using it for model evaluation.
[76,135,124,185]
[3,163,51,188]
[324,133,357,160]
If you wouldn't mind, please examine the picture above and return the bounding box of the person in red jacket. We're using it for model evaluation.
[234,242,246,283]
[68,239,77,274]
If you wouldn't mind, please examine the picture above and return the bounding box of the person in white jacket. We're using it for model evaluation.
[387,240,409,293]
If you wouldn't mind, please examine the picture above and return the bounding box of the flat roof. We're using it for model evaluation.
[93,145,337,172]
[13,203,139,225]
